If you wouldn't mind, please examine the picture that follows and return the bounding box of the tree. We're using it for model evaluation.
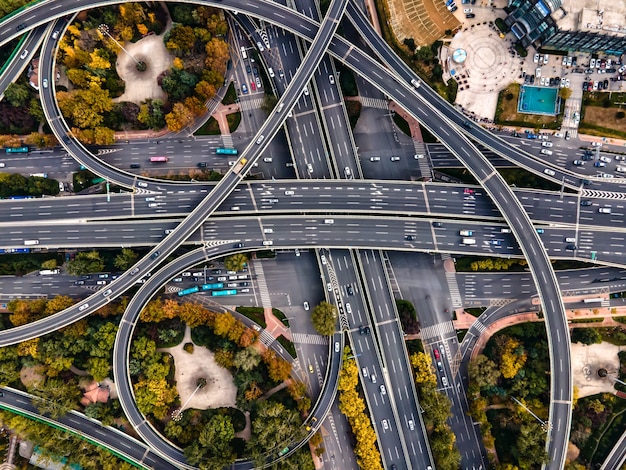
[66,250,105,275]
[560,87,572,100]
[88,357,111,381]
[40,259,58,270]
[224,253,248,272]
[30,378,81,419]
[571,328,602,345]
[263,349,292,383]
[310,302,337,336]
[497,336,527,379]
[4,83,31,107]
[114,248,138,270]
[204,38,229,76]
[44,295,74,315]
[165,102,194,132]
[233,347,261,371]
[468,354,501,389]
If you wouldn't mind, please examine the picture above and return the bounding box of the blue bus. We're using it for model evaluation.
[215,147,238,155]
[9,195,33,200]
[5,146,28,154]
[201,283,224,291]
[177,286,200,297]
[211,289,237,297]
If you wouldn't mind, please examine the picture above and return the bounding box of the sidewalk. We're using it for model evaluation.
[263,307,292,341]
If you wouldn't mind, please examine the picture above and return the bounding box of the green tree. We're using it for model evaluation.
[4,82,31,107]
[88,357,111,381]
[571,328,602,345]
[233,347,261,371]
[40,259,58,270]
[114,248,138,270]
[224,253,248,272]
[310,301,337,336]
[30,378,81,419]
[66,250,105,275]
[468,354,501,389]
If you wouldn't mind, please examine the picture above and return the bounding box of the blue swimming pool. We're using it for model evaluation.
[517,86,559,116]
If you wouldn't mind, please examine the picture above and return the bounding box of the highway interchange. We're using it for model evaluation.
[1,0,626,468]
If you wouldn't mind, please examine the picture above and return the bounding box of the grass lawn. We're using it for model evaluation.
[195,117,220,136]
[579,106,626,139]
[495,83,563,129]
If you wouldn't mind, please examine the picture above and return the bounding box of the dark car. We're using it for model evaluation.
[240,281,250,287]
[212,269,222,274]
[603,79,609,88]
[566,244,577,250]
[582,154,593,161]
[130,163,140,169]
[233,242,245,248]
[347,285,354,295]
[465,13,475,18]
[359,325,371,335]
[405,235,416,241]
[150,251,160,260]
[74,280,85,285]
[197,162,207,168]
[246,65,251,74]
[16,23,26,31]
[81,275,92,280]
[580,200,593,206]
[432,221,443,227]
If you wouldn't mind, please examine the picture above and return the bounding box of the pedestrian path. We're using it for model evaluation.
[441,254,463,308]
[221,134,234,148]
[292,333,329,345]
[252,259,272,307]
[413,141,430,177]
[239,97,264,112]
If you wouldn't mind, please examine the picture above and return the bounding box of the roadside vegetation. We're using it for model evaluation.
[494,83,564,130]
[579,91,626,139]
[310,301,337,336]
[467,323,550,468]
[0,172,62,198]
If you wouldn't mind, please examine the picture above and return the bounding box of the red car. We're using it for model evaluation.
[433,348,440,360]
[463,188,474,195]
[250,81,256,91]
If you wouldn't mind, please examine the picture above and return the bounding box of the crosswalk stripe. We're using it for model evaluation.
[252,260,272,307]
[440,255,463,308]
[292,333,329,345]
[360,96,389,110]
[420,322,455,340]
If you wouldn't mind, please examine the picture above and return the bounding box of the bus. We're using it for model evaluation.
[92,177,105,184]
[215,147,238,156]
[29,173,47,178]
[150,156,169,163]
[5,147,28,154]
[278,447,289,457]
[39,269,60,275]
[211,289,237,297]
[201,283,224,291]
[9,195,33,200]
[177,286,200,297]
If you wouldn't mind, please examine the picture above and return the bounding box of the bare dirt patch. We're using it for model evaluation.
[20,365,45,388]
[161,326,237,410]
[571,342,623,398]
[580,106,626,139]
[384,0,460,45]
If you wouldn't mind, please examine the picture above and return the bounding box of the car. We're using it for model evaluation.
[562,56,568,66]
[381,419,389,430]
[432,222,443,228]
[256,41,264,51]
[130,267,140,275]
[543,168,555,176]
[74,280,85,285]
[390,156,400,162]
[344,167,352,178]
[347,285,354,295]
[240,281,250,287]
[414,154,424,159]
[490,240,502,246]
[600,156,612,163]
[371,374,377,383]
[250,81,256,91]
[295,249,300,258]
[19,49,29,60]
[327,282,332,291]
[615,155,625,161]
[172,277,183,283]
[285,190,295,195]
[102,289,112,297]
[42,78,48,89]
[405,235,416,241]
[233,242,245,248]
[345,303,352,314]
[268,67,275,78]
[303,301,310,310]
[321,254,327,265]
[536,67,541,78]
[529,75,534,84]
[536,228,545,234]
[130,163,141,169]
[573,160,584,166]
[594,161,606,167]
[246,65,252,75]
[263,157,273,163]
[433,348,441,359]
[459,229,473,236]
[241,84,248,94]
[329,74,335,84]
[542,141,553,147]
[255,77,262,89]
[441,376,449,387]
[362,367,368,377]
[334,342,340,353]
[617,166,626,173]
[463,8,472,12]
[182,272,192,277]
[463,188,475,195]
[591,141,603,147]
[580,200,592,206]
[543,54,549,65]
[408,419,415,430]
[17,23,27,31]
[465,13,475,18]
[565,78,570,88]
[533,53,539,63]
[137,181,148,188]
[380,385,387,395]
[566,244,577,250]
[96,280,107,285]
[450,5,458,11]
[582,154,594,161]
[540,77,546,86]
[590,58,596,68]
[309,364,314,373]
[278,69,284,78]
[307,163,313,173]
[567,56,573,66]
[599,207,612,214]
[303,86,309,96]
[437,361,443,372]
[78,303,90,311]
[369,156,380,162]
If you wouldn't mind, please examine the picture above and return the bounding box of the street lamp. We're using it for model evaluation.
[98,24,145,70]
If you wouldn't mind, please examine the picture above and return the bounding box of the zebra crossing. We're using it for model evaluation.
[471,320,486,334]
[259,330,276,347]
[441,254,463,308]
[252,260,272,307]
[581,189,626,200]
[239,97,264,112]
[291,333,329,345]
[221,134,234,148]
[420,321,455,341]
[601,299,611,307]
[359,96,389,110]
[381,253,401,296]
[413,142,430,177]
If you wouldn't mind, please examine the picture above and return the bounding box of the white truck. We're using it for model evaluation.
[39,269,60,275]
[462,238,476,245]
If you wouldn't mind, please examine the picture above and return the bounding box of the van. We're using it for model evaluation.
[263,240,273,246]
[264,228,274,233]
[324,219,334,224]
[462,238,476,245]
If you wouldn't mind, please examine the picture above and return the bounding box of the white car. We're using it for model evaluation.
[536,67,541,78]
[381,419,389,430]
[541,141,553,147]
[307,163,313,173]
[369,156,381,162]
[543,168,555,176]
[599,156,612,163]
[19,49,29,59]
[329,74,335,85]
[541,149,553,156]
[303,301,310,310]
[533,53,539,63]
[380,385,386,395]
[78,303,90,311]
[263,157,273,163]
[256,41,264,52]
[463,8,472,12]
[42,78,48,89]
[543,54,549,65]
[303,86,309,96]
